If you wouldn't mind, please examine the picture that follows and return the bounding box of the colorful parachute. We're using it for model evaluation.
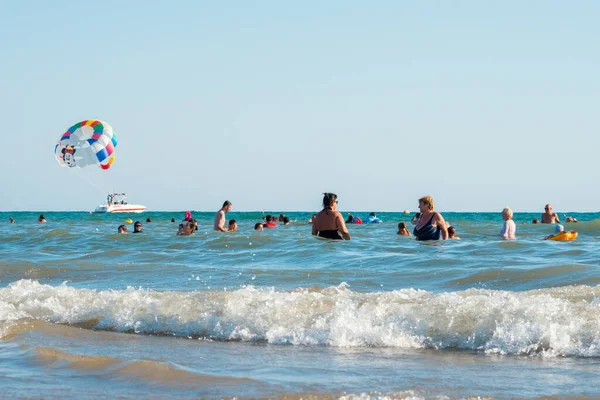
[55,120,117,170]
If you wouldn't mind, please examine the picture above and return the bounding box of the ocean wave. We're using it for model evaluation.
[2,280,600,357]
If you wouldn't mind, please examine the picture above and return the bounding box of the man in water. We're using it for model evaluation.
[214,200,232,232]
[541,204,560,224]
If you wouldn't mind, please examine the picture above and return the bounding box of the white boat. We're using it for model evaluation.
[94,193,146,213]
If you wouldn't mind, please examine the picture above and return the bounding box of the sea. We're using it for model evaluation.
[1,211,600,399]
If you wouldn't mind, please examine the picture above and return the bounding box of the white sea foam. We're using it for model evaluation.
[2,280,600,357]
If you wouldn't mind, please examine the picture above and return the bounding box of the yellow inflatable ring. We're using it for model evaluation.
[547,231,578,241]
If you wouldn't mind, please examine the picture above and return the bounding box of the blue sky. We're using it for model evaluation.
[1,1,598,212]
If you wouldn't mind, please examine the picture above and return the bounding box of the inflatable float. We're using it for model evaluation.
[547,231,578,241]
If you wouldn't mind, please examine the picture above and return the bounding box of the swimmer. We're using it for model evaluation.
[448,226,461,240]
[397,222,411,236]
[532,219,540,224]
[413,196,448,241]
[545,224,564,240]
[171,218,176,223]
[263,215,278,228]
[133,221,142,233]
[308,214,317,224]
[228,219,238,232]
[254,222,263,231]
[178,219,197,236]
[366,212,382,224]
[500,207,516,240]
[118,225,127,234]
[38,214,46,223]
[312,193,351,240]
[184,211,192,221]
[541,204,560,224]
[9,217,15,223]
[146,218,152,223]
[213,201,232,232]
[282,216,290,226]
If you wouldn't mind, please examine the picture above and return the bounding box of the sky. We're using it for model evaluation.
[1,1,598,212]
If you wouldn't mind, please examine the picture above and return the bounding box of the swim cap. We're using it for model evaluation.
[553,224,565,234]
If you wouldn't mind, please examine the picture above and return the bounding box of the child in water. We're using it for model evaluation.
[448,226,460,240]
[501,207,516,240]
[397,222,411,236]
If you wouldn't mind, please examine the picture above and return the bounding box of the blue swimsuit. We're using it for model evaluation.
[413,214,440,241]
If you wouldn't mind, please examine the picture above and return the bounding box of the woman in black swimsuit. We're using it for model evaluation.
[312,193,351,240]
[413,195,448,241]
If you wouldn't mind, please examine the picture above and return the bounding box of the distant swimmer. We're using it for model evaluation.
[178,219,197,236]
[500,207,516,240]
[133,221,143,233]
[118,224,127,234]
[541,204,560,224]
[312,193,351,240]
[9,217,15,223]
[171,218,176,223]
[228,219,238,232]
[565,216,579,223]
[146,218,152,223]
[346,214,363,224]
[254,222,264,231]
[448,226,460,240]
[413,196,448,241]
[366,212,382,224]
[282,216,290,226]
[38,214,46,223]
[184,211,192,221]
[532,219,540,224]
[263,215,278,228]
[397,222,411,236]
[214,201,232,232]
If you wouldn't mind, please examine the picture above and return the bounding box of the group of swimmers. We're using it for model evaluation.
[7,197,580,242]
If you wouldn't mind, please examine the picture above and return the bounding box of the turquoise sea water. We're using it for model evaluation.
[1,211,600,399]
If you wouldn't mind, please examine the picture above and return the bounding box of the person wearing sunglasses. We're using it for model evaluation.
[541,204,560,224]
[311,193,351,240]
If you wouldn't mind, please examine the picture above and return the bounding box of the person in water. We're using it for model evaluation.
[263,215,278,228]
[228,219,238,231]
[346,214,363,224]
[308,214,317,224]
[254,222,264,231]
[413,196,448,241]
[311,193,351,240]
[397,222,411,236]
[500,207,516,240]
[447,226,460,240]
[565,216,579,223]
[118,224,127,234]
[178,219,197,236]
[146,218,152,223]
[38,214,46,223]
[171,218,176,223]
[133,221,143,233]
[545,224,565,240]
[541,204,560,224]
[366,212,382,223]
[214,201,232,232]
[9,217,15,223]
[282,216,290,225]
[532,218,540,224]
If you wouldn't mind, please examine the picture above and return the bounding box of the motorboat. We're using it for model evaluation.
[94,193,146,213]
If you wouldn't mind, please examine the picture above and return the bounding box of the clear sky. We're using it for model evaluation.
[1,1,598,212]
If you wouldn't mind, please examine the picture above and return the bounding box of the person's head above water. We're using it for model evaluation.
[532,219,540,224]
[118,224,127,234]
[228,219,237,231]
[418,196,435,212]
[184,211,192,221]
[9,217,15,223]
[146,218,151,223]
[171,218,176,223]
[222,201,232,212]
[254,222,263,230]
[398,222,407,230]
[448,226,456,237]
[322,193,338,210]
[370,212,376,217]
[502,207,513,220]
[133,221,142,233]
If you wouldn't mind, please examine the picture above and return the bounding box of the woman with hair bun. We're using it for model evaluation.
[311,193,351,240]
